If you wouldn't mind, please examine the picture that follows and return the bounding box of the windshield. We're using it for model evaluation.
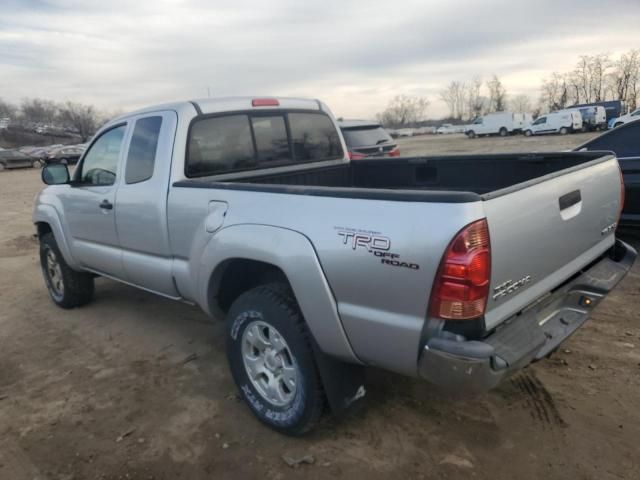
[341,126,392,148]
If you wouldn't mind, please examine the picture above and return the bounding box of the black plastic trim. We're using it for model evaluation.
[189,101,202,115]
[172,179,481,203]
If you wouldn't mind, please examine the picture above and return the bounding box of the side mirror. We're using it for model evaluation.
[42,164,70,185]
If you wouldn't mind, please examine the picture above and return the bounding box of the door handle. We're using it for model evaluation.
[99,199,113,210]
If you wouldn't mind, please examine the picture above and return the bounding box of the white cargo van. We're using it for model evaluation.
[524,110,582,136]
[465,112,526,138]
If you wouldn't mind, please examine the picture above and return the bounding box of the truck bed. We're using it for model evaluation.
[177,151,612,201]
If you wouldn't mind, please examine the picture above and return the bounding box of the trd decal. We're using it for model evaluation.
[337,231,391,252]
[335,227,420,270]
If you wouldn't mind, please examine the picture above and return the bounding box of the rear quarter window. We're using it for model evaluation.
[288,113,343,162]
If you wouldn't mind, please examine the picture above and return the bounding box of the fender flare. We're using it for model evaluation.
[196,224,360,364]
[32,203,80,269]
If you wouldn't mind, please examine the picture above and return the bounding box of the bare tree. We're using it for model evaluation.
[486,75,507,112]
[541,72,569,111]
[0,98,17,119]
[509,94,532,113]
[58,102,100,142]
[610,49,640,111]
[20,98,58,125]
[465,76,485,119]
[439,81,466,119]
[376,95,429,128]
[571,54,611,104]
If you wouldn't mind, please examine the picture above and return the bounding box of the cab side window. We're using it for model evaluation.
[80,125,126,186]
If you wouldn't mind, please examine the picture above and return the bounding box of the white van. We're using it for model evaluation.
[465,111,526,138]
[524,110,582,136]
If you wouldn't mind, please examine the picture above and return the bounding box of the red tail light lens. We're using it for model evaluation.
[349,151,366,160]
[388,147,400,157]
[252,98,279,107]
[429,219,491,320]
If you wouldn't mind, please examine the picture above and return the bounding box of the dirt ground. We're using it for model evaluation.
[1,132,639,480]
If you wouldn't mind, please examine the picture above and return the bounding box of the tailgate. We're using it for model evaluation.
[482,155,621,330]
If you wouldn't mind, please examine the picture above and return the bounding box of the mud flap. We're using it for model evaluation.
[310,338,367,415]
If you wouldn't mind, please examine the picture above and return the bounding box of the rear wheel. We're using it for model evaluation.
[499,127,508,137]
[0,162,5,171]
[39,232,94,309]
[226,284,325,435]
[466,130,476,139]
[559,127,568,135]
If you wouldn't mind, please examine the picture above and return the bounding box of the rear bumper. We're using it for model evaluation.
[418,238,636,394]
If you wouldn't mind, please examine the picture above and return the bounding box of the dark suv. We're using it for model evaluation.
[338,120,399,159]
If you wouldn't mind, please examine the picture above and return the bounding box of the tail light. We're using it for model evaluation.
[388,147,400,157]
[617,162,625,222]
[252,98,279,107]
[349,151,366,160]
[429,219,491,320]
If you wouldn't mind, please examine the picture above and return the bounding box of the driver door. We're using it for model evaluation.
[58,123,129,279]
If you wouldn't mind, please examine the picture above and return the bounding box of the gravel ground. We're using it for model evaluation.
[1,132,639,480]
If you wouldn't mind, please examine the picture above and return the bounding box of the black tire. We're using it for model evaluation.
[32,159,42,169]
[466,130,476,139]
[499,127,508,137]
[226,283,324,435]
[559,127,568,135]
[524,129,533,137]
[39,232,94,309]
[0,162,5,171]
[614,122,623,128]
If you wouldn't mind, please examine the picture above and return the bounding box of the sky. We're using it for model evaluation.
[1,0,639,119]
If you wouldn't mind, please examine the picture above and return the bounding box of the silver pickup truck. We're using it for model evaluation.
[34,97,636,434]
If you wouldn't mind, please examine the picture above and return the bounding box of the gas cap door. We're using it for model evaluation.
[205,201,228,233]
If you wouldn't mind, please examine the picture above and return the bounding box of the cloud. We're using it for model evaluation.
[0,0,639,118]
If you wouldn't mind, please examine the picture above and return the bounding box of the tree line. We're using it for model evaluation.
[377,49,640,128]
[0,98,115,142]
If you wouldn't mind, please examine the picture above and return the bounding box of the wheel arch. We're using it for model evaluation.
[197,224,360,363]
[33,203,80,269]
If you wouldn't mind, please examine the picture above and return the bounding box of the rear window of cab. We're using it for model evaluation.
[186,111,343,177]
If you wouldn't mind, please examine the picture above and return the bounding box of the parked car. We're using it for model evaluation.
[35,96,635,434]
[338,120,399,159]
[577,106,607,131]
[610,107,640,128]
[395,128,414,137]
[0,149,41,170]
[465,112,527,138]
[42,145,85,165]
[436,124,463,134]
[524,110,582,136]
[575,118,640,228]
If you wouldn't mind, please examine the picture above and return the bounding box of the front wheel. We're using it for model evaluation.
[32,159,42,169]
[524,129,533,137]
[40,232,94,308]
[614,122,623,128]
[226,284,325,435]
[466,130,476,139]
[559,127,568,135]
